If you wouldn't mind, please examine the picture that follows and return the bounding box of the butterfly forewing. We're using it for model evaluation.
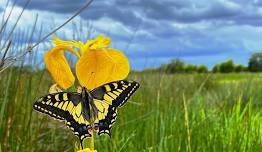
[91,80,140,135]
[33,92,92,140]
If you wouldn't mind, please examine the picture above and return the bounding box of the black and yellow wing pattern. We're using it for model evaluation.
[33,80,139,141]
[91,80,140,136]
[33,92,92,140]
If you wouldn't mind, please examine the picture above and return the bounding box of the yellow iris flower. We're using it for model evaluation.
[44,34,130,90]
[77,148,97,152]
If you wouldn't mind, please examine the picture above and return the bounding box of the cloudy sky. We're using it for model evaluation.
[1,0,262,70]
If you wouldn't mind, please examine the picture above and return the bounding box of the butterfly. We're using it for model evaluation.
[33,80,139,148]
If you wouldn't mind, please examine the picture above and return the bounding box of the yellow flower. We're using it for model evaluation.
[77,148,97,152]
[44,34,130,90]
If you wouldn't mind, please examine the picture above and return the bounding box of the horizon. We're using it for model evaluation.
[1,0,262,70]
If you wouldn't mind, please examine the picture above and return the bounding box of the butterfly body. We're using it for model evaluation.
[79,87,98,123]
[33,80,139,145]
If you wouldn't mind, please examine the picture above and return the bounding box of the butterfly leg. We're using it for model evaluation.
[80,138,84,149]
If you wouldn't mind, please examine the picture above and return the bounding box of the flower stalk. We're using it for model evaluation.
[84,131,94,150]
[78,133,97,152]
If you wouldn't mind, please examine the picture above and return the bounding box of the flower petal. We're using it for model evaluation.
[76,48,129,90]
[83,34,111,51]
[44,46,79,89]
[53,35,83,51]
[49,84,63,93]
[77,148,97,152]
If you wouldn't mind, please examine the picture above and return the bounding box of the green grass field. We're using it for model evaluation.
[1,0,262,151]
[1,68,262,152]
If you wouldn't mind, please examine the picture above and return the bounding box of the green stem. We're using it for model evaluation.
[88,131,95,150]
[81,131,94,150]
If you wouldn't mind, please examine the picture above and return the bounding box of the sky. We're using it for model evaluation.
[1,0,262,70]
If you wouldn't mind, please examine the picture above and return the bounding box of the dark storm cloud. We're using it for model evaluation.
[142,1,242,23]
[80,6,141,28]
[11,0,141,27]
[10,0,262,28]
[11,0,85,13]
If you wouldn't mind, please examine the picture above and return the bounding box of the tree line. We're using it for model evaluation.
[143,52,262,73]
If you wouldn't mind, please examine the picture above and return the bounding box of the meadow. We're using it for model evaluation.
[1,0,262,151]
[0,67,262,152]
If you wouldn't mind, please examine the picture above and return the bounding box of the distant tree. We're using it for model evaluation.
[184,64,197,73]
[234,64,246,73]
[197,65,208,73]
[163,59,185,73]
[248,52,262,72]
[212,64,220,73]
[219,60,235,73]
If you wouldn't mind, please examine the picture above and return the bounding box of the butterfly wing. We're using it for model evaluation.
[33,92,92,140]
[90,80,140,135]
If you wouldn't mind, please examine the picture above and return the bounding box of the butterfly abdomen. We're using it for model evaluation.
[80,88,98,123]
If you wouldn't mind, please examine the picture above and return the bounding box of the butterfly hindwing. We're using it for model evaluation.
[91,80,140,135]
[33,92,92,139]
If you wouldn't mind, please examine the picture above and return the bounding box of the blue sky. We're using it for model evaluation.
[1,0,262,70]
